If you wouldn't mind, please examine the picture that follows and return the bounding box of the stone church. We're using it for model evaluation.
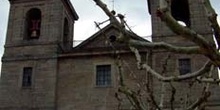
[0,0,220,110]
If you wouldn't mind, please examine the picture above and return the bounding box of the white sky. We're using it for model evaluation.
[72,0,151,40]
[0,0,220,73]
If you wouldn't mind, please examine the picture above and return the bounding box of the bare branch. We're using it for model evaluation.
[129,39,201,54]
[115,92,122,110]
[118,86,146,110]
[143,61,212,82]
[157,0,212,47]
[196,77,220,84]
[203,0,220,47]
[145,82,161,110]
[187,64,215,110]
[158,0,220,66]
[159,54,171,108]
[187,88,211,110]
[93,0,118,23]
[169,82,176,110]
[93,0,220,109]
[130,44,213,82]
[115,54,146,110]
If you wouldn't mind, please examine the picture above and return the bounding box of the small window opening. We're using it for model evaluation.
[179,58,191,75]
[109,35,116,42]
[63,18,69,44]
[171,0,190,27]
[22,67,33,87]
[96,65,111,86]
[26,8,41,39]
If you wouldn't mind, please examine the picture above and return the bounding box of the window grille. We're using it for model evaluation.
[96,65,111,86]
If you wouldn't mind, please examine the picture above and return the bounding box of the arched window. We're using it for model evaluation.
[26,8,41,39]
[171,0,190,27]
[63,18,69,44]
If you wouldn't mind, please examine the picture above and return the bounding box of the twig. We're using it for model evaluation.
[186,88,211,110]
[203,0,220,48]
[169,82,176,110]
[145,82,161,110]
[116,54,146,110]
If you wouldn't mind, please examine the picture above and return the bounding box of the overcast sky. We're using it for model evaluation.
[0,0,220,72]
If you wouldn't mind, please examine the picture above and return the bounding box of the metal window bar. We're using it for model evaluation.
[96,65,111,86]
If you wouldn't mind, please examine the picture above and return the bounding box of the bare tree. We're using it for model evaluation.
[93,0,220,109]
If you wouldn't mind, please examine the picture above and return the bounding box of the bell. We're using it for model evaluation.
[31,30,37,37]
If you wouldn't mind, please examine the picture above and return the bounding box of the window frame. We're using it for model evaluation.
[95,64,112,87]
[22,67,33,88]
[25,8,42,40]
[178,58,191,75]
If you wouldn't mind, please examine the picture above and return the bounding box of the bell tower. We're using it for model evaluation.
[148,0,220,109]
[0,0,78,110]
[148,0,215,76]
[4,0,78,55]
[149,0,213,44]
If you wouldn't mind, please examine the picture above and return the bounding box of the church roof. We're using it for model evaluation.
[73,23,149,52]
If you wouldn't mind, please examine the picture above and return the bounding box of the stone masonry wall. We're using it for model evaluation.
[152,50,220,109]
[0,59,57,110]
[57,53,149,110]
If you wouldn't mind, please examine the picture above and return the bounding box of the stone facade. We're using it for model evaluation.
[0,0,220,110]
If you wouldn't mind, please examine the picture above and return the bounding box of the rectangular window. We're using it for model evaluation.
[22,67,32,87]
[178,58,191,75]
[96,65,111,86]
